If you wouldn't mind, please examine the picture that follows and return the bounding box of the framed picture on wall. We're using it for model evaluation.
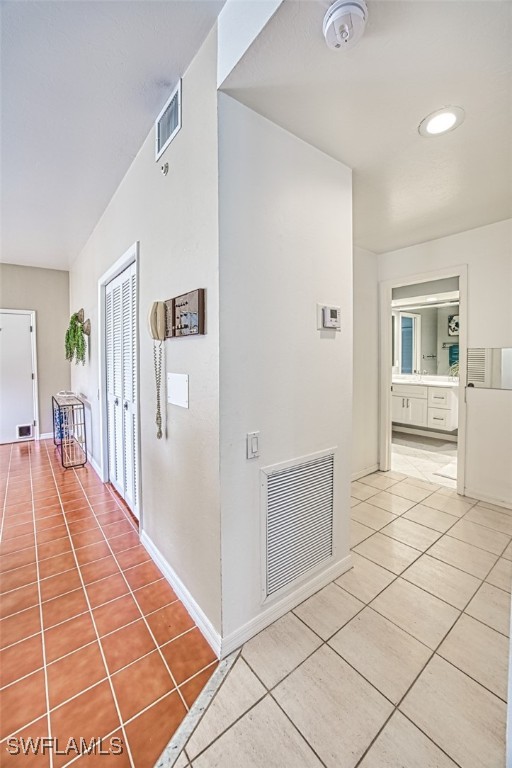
[448,314,460,336]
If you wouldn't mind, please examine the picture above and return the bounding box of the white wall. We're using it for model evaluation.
[352,247,379,477]
[69,30,222,632]
[0,264,70,435]
[217,0,283,86]
[218,94,353,644]
[379,219,512,505]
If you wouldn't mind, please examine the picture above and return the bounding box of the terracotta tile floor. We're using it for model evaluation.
[0,440,218,767]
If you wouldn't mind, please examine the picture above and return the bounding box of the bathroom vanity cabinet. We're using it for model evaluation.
[392,380,459,432]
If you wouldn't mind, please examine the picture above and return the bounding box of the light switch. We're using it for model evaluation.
[247,431,260,459]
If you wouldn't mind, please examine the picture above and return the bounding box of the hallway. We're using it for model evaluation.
[174,471,510,767]
[0,440,217,767]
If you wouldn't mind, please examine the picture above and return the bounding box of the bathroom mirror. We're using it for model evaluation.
[467,348,512,390]
[392,303,459,377]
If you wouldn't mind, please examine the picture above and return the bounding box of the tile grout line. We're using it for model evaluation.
[0,444,13,543]
[352,489,510,575]
[266,477,497,767]
[0,533,147,580]
[0,571,167,624]
[351,542,502,768]
[185,473,509,765]
[103,483,140,534]
[28,442,54,768]
[69,464,191,715]
[346,478,508,767]
[241,480,506,766]
[41,442,136,768]
[349,494,511,636]
[0,533,169,595]
[0,596,187,689]
[0,625,211,747]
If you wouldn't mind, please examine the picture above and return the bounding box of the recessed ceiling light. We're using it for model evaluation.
[418,107,465,138]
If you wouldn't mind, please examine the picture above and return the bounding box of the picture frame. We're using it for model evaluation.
[448,314,459,337]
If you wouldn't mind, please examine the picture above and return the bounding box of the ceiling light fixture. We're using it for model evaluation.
[418,106,465,137]
[323,0,368,50]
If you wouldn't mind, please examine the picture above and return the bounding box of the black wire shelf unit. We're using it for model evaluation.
[52,393,87,469]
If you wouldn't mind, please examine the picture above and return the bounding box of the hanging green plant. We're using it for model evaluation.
[65,312,86,365]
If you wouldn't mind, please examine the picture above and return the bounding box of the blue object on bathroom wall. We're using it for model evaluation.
[449,345,459,367]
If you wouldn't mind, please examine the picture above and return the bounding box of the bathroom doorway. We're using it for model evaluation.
[379,268,467,494]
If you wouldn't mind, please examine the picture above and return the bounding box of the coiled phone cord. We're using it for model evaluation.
[153,340,163,439]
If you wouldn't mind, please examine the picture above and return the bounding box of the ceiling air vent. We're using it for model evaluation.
[155,80,182,161]
[263,451,335,598]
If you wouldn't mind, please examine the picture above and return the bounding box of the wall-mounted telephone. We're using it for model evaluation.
[148,301,166,341]
[148,302,166,439]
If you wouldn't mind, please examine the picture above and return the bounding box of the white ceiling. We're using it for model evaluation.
[2,1,511,269]
[222,0,512,253]
[1,0,224,270]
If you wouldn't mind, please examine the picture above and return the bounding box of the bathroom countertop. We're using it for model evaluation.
[392,377,459,389]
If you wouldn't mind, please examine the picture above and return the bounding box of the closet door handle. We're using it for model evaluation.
[114,398,119,406]
[402,398,405,407]
[124,401,129,411]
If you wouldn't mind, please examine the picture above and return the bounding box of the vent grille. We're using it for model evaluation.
[467,347,487,385]
[155,81,182,160]
[265,453,334,597]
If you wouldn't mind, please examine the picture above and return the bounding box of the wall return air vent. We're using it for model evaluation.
[263,451,335,598]
[155,80,182,161]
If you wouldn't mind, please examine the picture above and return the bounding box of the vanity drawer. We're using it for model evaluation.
[428,388,452,409]
[428,408,451,430]
[392,384,428,399]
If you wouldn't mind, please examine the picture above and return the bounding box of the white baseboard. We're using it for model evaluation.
[464,487,512,510]
[141,532,353,659]
[39,432,53,440]
[393,426,458,443]
[352,465,379,481]
[219,554,353,657]
[140,531,222,657]
[87,453,102,479]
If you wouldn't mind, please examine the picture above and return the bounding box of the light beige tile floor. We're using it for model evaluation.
[391,433,458,489]
[177,471,510,768]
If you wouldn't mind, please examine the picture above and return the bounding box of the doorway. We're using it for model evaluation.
[379,268,467,494]
[98,244,140,520]
[0,309,39,444]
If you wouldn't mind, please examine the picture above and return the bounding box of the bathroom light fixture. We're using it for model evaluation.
[323,0,368,50]
[418,107,465,137]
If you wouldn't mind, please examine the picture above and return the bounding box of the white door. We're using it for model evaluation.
[105,264,139,517]
[0,312,35,444]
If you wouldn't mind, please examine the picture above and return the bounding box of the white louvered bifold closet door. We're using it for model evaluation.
[105,263,139,518]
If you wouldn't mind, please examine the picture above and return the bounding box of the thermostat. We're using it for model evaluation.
[321,306,341,330]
